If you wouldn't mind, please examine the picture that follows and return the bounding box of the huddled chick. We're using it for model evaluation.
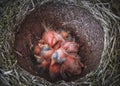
[33,29,84,79]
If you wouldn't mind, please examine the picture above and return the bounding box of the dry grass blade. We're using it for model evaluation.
[0,0,119,86]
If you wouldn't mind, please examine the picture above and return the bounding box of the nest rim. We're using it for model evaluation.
[0,0,120,86]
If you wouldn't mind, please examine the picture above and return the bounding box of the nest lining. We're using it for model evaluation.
[0,0,120,86]
[13,0,105,82]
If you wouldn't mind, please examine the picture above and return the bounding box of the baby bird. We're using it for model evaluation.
[42,30,65,48]
[60,55,84,78]
[42,30,56,47]
[49,48,67,79]
[49,62,60,79]
[34,45,43,63]
[39,43,54,60]
[53,31,68,50]
[34,27,84,79]
[34,43,54,69]
[39,59,50,70]
[50,48,84,79]
[51,48,67,64]
[62,41,79,53]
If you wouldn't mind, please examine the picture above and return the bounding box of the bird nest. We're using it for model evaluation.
[0,0,120,86]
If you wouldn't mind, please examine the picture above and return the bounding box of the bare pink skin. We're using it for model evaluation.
[39,59,50,69]
[34,45,41,55]
[60,55,84,78]
[40,48,54,60]
[62,41,79,53]
[33,29,84,79]
[42,30,65,48]
[49,62,60,79]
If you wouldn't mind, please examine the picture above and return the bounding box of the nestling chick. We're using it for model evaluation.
[38,43,54,60]
[49,48,68,79]
[62,41,79,53]
[42,30,65,48]
[34,43,54,67]
[60,55,84,78]
[51,48,67,64]
[49,62,60,79]
[34,28,84,80]
[39,59,50,69]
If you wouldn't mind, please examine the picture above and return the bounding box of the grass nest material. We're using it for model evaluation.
[0,0,120,86]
